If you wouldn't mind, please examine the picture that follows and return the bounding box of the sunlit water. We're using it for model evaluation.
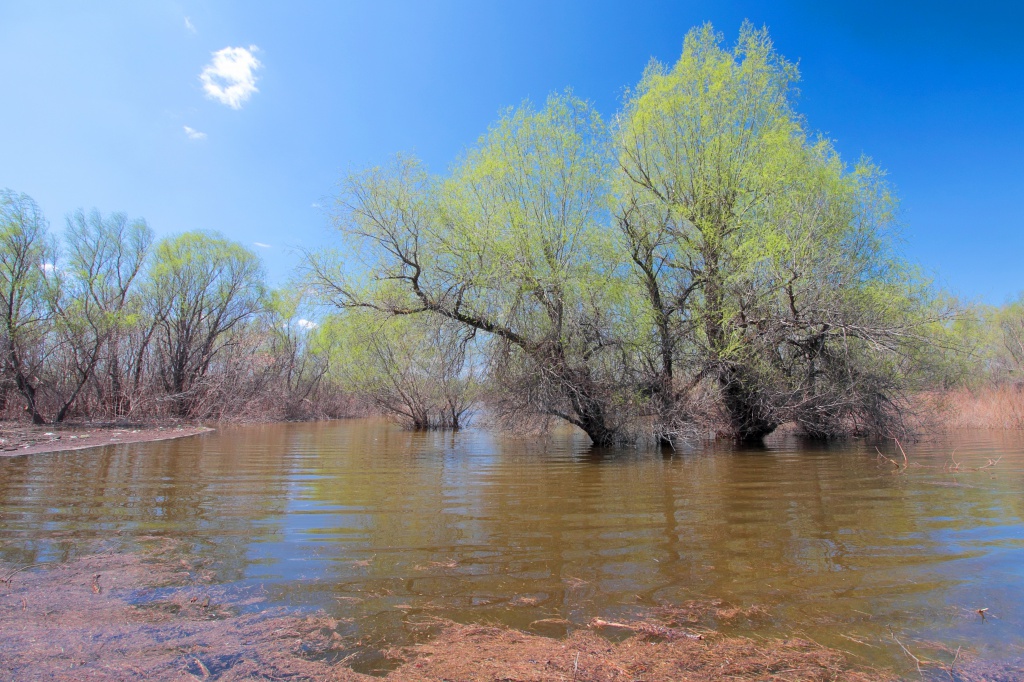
[1,419,1022,675]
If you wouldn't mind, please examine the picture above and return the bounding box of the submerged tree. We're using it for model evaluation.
[311,29,946,445]
[614,22,943,441]
[309,95,641,445]
[300,23,952,445]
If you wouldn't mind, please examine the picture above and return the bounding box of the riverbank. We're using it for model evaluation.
[0,546,899,681]
[0,421,213,457]
[1,382,1021,460]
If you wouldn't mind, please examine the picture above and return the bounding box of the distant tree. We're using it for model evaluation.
[262,287,332,419]
[148,232,264,417]
[999,294,1024,374]
[47,209,152,421]
[322,310,478,429]
[0,190,54,424]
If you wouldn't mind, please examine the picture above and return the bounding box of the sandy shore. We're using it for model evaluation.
[0,421,213,457]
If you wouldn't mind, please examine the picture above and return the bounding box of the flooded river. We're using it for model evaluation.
[1,419,1022,674]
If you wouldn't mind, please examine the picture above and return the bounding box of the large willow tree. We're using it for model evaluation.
[615,22,941,442]
[310,94,641,446]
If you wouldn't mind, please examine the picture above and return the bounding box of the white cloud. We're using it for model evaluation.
[40,263,56,273]
[296,319,319,330]
[253,242,271,248]
[311,202,321,209]
[183,125,207,140]
[184,16,196,34]
[200,46,262,109]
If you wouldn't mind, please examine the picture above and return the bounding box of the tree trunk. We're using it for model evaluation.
[6,343,45,424]
[567,383,617,447]
[578,413,617,447]
[720,367,779,443]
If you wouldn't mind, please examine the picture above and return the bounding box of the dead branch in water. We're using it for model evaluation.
[894,438,909,466]
[589,617,705,640]
[875,446,904,471]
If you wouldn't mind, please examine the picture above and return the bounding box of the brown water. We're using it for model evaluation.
[1,419,1023,675]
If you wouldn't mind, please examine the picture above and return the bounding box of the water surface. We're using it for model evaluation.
[1,420,1022,674]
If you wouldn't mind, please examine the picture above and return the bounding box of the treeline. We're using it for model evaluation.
[959,298,1024,386]
[306,23,963,446]
[0,191,351,424]
[6,24,1001,444]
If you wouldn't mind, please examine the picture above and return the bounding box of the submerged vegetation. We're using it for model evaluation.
[0,23,1019,443]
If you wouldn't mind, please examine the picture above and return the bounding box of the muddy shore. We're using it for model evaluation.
[0,421,213,457]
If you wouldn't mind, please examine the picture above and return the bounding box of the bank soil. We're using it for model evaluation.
[0,421,212,457]
[0,545,912,682]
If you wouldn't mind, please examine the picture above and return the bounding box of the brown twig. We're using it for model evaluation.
[947,449,961,472]
[946,645,961,681]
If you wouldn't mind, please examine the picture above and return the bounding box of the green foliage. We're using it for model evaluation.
[61,209,152,333]
[612,22,948,440]
[310,22,960,444]
[0,190,52,344]
[952,295,1024,387]
[310,93,640,443]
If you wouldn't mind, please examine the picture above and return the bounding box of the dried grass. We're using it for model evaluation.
[387,619,894,681]
[936,385,1024,429]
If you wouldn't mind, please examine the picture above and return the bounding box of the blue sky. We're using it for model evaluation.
[1,1,1021,302]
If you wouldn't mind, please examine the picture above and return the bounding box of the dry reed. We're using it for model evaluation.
[937,385,1024,430]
